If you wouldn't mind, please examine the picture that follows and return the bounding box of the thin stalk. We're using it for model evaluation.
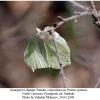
[90,1,96,12]
[69,1,86,10]
[50,29,66,88]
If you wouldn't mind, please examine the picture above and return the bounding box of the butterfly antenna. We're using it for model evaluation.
[31,22,38,33]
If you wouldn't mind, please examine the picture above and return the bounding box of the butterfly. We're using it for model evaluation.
[24,27,71,71]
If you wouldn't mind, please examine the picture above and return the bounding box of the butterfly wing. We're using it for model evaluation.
[24,35,48,71]
[24,33,71,71]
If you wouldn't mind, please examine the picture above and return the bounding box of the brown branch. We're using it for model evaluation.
[69,1,86,10]
[44,1,100,88]
[89,1,100,27]
[55,11,92,29]
[50,29,66,88]
[90,1,96,12]
[43,11,92,34]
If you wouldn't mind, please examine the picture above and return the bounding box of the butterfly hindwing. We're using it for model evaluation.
[24,35,48,71]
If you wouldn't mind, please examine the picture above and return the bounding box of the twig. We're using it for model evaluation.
[54,11,92,30]
[69,1,86,10]
[43,11,92,34]
[44,1,100,88]
[50,29,66,88]
[90,1,96,12]
[94,77,100,88]
[89,1,100,27]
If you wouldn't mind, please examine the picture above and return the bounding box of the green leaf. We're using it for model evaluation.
[24,34,71,71]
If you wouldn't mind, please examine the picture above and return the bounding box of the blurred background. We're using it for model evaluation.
[0,1,100,88]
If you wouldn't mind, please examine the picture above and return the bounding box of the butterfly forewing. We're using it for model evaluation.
[45,36,71,67]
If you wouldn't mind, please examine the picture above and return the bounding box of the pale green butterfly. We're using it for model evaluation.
[24,26,71,71]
